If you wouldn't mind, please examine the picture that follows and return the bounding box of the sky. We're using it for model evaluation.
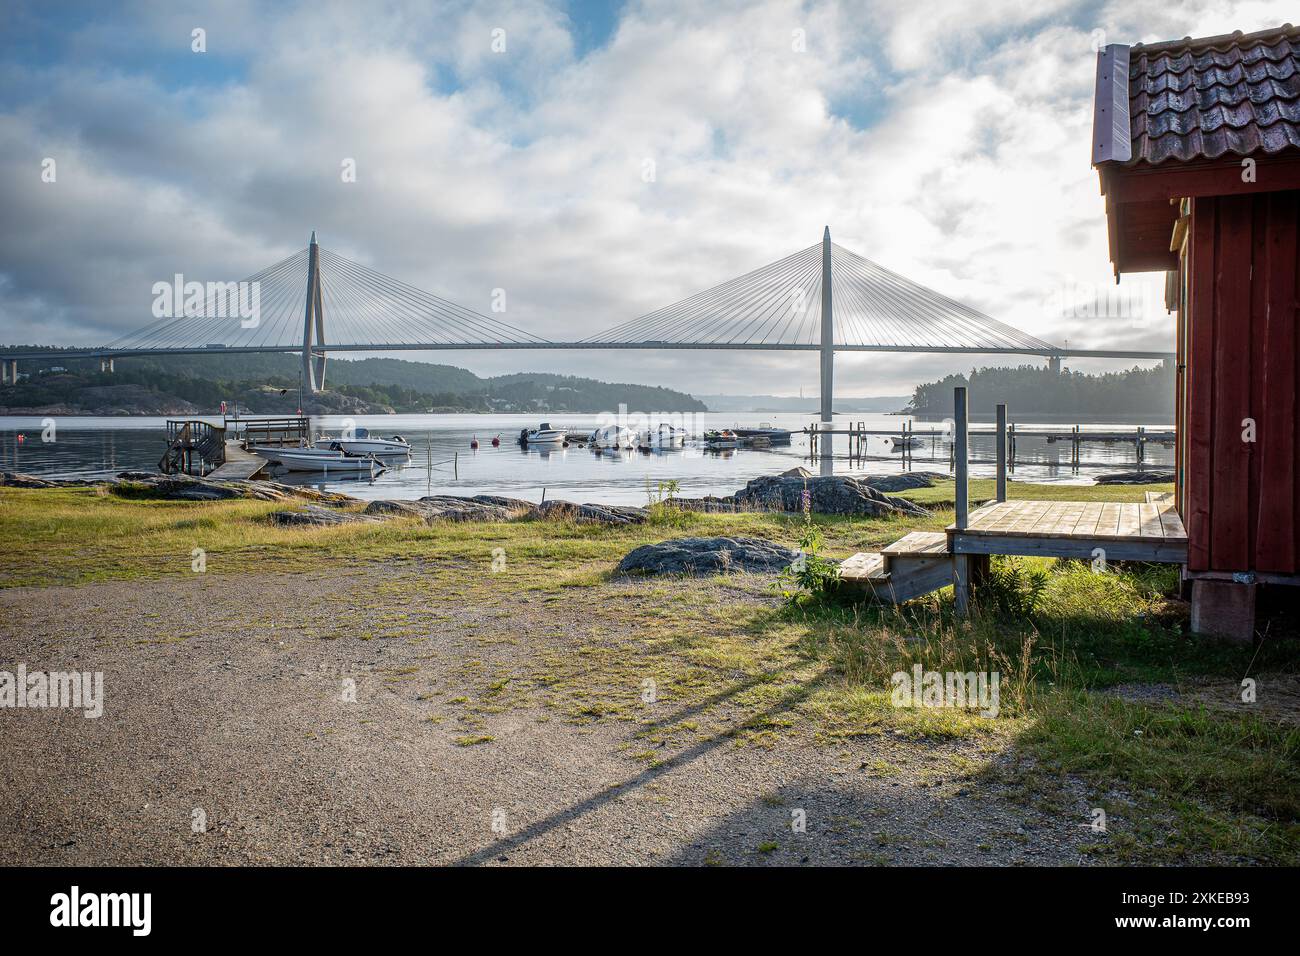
[0,0,1287,397]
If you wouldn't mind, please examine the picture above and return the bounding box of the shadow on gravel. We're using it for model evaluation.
[452,667,835,866]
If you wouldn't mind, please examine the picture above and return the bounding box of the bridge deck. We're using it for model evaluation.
[948,499,1186,563]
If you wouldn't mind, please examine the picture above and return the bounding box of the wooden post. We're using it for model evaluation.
[954,387,969,529]
[953,386,970,618]
[996,403,1007,502]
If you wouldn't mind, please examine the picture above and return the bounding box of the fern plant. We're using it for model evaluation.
[982,558,1050,617]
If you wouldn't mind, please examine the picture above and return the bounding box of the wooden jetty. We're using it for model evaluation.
[840,389,1186,614]
[807,420,1174,471]
[159,415,308,480]
[206,440,267,480]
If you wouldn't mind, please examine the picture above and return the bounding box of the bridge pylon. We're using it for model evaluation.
[819,225,834,472]
[301,230,326,393]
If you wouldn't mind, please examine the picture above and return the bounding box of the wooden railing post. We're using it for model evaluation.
[954,387,969,529]
[953,386,970,617]
[996,402,1007,503]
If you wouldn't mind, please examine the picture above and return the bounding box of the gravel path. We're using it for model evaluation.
[0,568,1108,866]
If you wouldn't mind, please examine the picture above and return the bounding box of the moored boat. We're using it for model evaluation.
[252,447,385,474]
[703,429,740,449]
[311,427,410,457]
[732,423,792,445]
[521,423,567,445]
[636,423,688,449]
[591,424,636,449]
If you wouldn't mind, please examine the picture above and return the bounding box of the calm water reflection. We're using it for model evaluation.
[0,412,1173,506]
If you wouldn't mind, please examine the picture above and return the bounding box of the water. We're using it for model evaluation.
[0,413,1174,506]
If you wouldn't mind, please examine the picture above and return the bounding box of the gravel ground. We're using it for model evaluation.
[0,568,1111,866]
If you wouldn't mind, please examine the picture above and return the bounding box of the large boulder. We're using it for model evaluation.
[617,536,801,575]
[731,474,928,517]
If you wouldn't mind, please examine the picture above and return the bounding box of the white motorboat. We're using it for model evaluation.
[522,423,567,445]
[250,445,385,474]
[590,424,635,449]
[312,427,410,457]
[637,424,687,449]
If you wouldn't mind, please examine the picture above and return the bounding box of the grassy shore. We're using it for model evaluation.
[2,478,1297,863]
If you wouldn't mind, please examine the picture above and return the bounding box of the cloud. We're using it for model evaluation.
[2,0,1268,395]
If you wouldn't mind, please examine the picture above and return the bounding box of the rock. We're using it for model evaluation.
[617,536,801,575]
[778,466,813,478]
[0,472,64,488]
[105,473,358,503]
[671,496,742,513]
[366,495,533,522]
[531,500,647,524]
[731,474,928,517]
[862,472,945,493]
[1095,471,1174,485]
[269,505,385,527]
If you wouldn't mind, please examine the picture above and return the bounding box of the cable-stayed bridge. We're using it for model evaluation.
[0,229,1172,419]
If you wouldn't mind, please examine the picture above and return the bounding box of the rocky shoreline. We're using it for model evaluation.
[1,466,938,525]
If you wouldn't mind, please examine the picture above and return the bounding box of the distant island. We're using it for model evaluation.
[692,393,910,414]
[0,348,708,416]
[905,363,1174,420]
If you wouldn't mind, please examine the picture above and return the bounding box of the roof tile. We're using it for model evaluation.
[1125,24,1300,164]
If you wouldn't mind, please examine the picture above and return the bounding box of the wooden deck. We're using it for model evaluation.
[206,440,267,481]
[949,499,1187,562]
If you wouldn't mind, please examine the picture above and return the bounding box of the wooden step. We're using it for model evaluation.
[840,551,887,581]
[880,555,956,602]
[881,531,950,557]
[841,548,953,605]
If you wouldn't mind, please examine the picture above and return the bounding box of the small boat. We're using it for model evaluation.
[521,423,567,445]
[311,427,410,457]
[591,424,636,449]
[703,429,740,449]
[637,423,688,449]
[732,423,792,444]
[888,435,920,450]
[255,448,385,474]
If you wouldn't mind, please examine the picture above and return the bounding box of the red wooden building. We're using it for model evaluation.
[1093,24,1300,641]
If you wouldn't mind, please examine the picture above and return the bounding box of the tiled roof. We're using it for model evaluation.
[1127,24,1300,164]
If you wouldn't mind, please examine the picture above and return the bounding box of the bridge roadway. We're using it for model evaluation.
[0,342,1174,361]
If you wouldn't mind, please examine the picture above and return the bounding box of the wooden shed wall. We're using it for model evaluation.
[1183,191,1300,574]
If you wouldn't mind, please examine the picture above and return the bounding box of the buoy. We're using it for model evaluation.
[16,433,25,444]
[491,434,500,447]
[470,436,479,449]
